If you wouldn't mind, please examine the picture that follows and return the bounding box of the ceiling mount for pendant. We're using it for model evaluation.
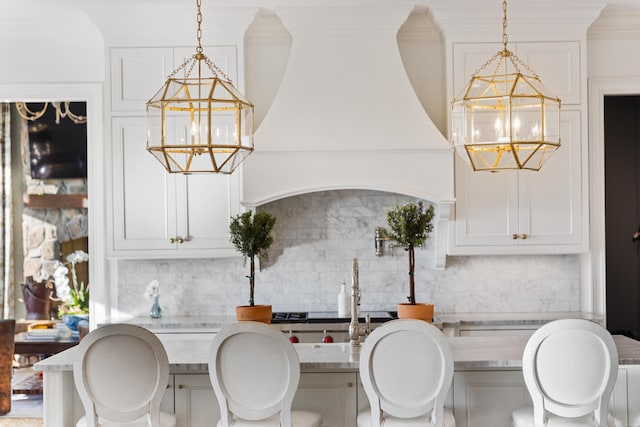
[146,0,254,175]
[451,0,561,172]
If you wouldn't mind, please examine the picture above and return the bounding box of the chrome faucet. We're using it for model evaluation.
[349,258,370,347]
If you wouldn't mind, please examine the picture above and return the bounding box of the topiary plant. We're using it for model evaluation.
[229,210,277,306]
[384,201,434,305]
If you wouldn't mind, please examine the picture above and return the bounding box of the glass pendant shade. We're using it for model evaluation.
[451,1,561,172]
[146,0,254,175]
[146,56,254,174]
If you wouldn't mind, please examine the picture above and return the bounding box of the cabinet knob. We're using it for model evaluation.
[512,234,518,240]
[169,237,176,244]
[347,382,353,388]
[177,237,184,244]
[520,234,528,240]
[178,384,184,389]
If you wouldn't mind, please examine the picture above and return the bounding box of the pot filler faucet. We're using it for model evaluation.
[349,258,371,347]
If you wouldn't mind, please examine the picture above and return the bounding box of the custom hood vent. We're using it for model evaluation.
[242,5,454,207]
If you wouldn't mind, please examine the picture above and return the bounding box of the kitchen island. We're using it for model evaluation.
[36,333,640,427]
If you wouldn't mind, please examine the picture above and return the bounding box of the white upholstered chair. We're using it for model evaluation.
[209,321,323,427]
[512,319,623,427]
[357,319,456,427]
[73,323,177,427]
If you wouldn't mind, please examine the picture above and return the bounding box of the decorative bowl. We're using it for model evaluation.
[62,313,89,332]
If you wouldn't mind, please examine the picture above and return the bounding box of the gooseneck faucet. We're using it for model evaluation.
[349,258,371,347]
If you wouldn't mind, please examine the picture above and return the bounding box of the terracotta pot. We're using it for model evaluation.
[397,303,434,323]
[236,304,272,324]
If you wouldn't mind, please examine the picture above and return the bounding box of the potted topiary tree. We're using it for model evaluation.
[229,210,277,323]
[384,200,435,322]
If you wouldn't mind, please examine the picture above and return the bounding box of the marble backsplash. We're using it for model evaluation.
[116,190,579,318]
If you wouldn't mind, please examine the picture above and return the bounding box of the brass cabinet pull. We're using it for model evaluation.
[178,384,184,389]
[169,237,176,243]
[512,234,518,240]
[512,234,529,240]
[520,234,528,240]
[177,237,184,244]
[347,382,353,388]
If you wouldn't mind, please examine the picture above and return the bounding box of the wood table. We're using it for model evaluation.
[14,332,79,356]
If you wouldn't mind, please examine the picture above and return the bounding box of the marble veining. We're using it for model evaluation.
[115,190,580,319]
[36,335,640,373]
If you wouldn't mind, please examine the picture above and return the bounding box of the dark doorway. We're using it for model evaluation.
[605,95,640,339]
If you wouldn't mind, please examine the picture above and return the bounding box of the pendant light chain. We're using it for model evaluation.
[502,0,508,50]
[196,0,203,55]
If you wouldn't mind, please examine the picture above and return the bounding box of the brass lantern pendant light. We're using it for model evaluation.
[451,0,561,172]
[146,0,254,174]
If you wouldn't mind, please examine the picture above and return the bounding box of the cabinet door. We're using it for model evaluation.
[174,374,220,427]
[110,47,174,112]
[173,118,241,253]
[452,111,585,253]
[454,157,519,248]
[452,42,580,105]
[173,372,357,427]
[111,116,178,251]
[518,110,584,247]
[453,371,531,427]
[517,42,580,105]
[296,372,358,427]
[111,117,241,256]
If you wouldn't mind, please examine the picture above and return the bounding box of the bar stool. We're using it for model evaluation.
[357,319,456,427]
[209,321,322,427]
[73,324,177,427]
[512,319,623,427]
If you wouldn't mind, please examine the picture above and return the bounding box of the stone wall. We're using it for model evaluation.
[19,116,88,284]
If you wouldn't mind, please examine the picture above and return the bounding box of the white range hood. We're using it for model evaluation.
[242,5,454,208]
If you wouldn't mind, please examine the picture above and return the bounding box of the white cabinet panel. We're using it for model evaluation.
[171,372,357,427]
[174,374,219,427]
[296,372,358,427]
[453,369,628,427]
[453,371,531,427]
[517,42,581,105]
[110,47,174,111]
[451,109,586,254]
[111,46,238,113]
[452,41,580,105]
[110,116,241,257]
[112,116,176,251]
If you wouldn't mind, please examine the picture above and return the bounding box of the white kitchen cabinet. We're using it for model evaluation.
[108,45,242,258]
[174,374,220,427]
[453,369,628,427]
[451,111,585,254]
[449,40,587,255]
[110,46,238,112]
[452,42,580,106]
[171,372,358,427]
[110,116,241,257]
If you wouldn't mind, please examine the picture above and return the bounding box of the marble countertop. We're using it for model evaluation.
[36,334,640,373]
[115,311,603,331]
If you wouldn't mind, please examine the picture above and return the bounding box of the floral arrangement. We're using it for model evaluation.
[144,279,160,300]
[52,250,90,316]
